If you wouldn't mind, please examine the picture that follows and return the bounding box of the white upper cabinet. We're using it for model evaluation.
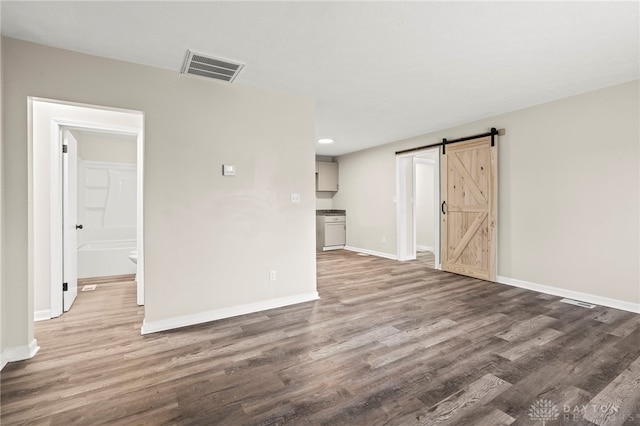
[316,161,339,192]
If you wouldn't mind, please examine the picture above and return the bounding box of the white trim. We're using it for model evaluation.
[136,129,145,306]
[416,245,434,252]
[497,275,640,314]
[140,292,320,334]
[34,310,51,322]
[344,246,398,260]
[30,98,145,333]
[322,245,345,251]
[1,339,40,370]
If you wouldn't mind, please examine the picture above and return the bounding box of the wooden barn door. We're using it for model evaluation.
[441,136,497,281]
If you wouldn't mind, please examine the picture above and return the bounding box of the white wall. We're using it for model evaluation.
[334,80,640,307]
[2,37,317,353]
[415,161,434,251]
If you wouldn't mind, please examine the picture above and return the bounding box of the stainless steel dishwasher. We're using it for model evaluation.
[316,210,346,251]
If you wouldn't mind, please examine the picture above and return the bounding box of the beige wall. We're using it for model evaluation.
[334,80,640,305]
[72,130,137,164]
[334,147,397,254]
[2,37,317,351]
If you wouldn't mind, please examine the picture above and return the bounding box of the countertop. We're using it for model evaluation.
[316,209,346,216]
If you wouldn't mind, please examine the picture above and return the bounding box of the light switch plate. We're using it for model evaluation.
[290,193,301,204]
[222,164,236,176]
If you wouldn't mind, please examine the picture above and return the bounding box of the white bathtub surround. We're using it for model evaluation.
[77,240,137,278]
[77,160,137,278]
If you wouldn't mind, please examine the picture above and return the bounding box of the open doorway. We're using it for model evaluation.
[396,147,440,268]
[30,98,145,322]
[414,153,438,268]
[72,128,138,283]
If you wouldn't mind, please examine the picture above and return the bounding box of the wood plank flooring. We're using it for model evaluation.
[416,250,435,269]
[2,250,639,425]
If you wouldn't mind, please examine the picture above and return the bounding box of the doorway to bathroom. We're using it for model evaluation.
[71,129,138,281]
[414,153,438,269]
[396,147,440,268]
[30,98,145,321]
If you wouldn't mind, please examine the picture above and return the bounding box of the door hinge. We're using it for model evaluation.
[63,282,68,291]
[62,144,68,154]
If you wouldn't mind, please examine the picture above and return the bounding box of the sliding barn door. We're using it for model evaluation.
[441,136,497,281]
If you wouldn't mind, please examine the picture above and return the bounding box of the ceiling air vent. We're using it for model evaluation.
[181,50,244,83]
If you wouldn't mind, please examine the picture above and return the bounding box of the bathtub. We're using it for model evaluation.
[77,239,137,278]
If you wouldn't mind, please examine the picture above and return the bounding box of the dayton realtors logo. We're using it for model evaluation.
[528,399,560,425]
[528,398,637,424]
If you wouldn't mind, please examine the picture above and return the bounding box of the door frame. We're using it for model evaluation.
[396,147,440,266]
[30,98,145,321]
[62,129,79,312]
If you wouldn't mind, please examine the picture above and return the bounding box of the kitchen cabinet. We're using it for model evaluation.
[316,161,339,192]
[316,213,346,251]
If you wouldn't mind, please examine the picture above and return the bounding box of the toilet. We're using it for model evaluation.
[128,250,138,283]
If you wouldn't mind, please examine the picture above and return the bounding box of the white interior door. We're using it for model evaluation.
[63,129,79,311]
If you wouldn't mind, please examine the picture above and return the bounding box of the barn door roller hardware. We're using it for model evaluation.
[395,128,505,156]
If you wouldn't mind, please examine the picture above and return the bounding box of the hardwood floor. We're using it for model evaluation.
[2,250,639,425]
[416,250,435,269]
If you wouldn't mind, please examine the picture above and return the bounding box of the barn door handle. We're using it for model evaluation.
[441,201,446,215]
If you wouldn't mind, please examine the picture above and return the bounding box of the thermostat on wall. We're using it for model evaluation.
[222,164,236,176]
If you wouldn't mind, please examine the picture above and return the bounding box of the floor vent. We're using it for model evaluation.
[181,50,244,83]
[560,298,596,309]
[81,285,97,292]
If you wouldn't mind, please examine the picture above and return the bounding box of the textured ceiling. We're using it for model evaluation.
[2,1,638,156]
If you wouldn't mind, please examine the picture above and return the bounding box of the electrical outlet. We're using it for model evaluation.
[290,193,301,204]
[269,270,277,282]
[382,237,386,243]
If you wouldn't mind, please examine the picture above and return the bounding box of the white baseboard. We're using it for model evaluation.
[416,245,434,252]
[34,309,51,322]
[344,246,397,260]
[141,292,320,335]
[322,245,344,251]
[497,275,640,314]
[1,339,40,370]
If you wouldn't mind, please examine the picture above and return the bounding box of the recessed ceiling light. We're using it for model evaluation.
[318,138,334,144]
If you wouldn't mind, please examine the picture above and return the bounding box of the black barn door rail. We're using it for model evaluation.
[395,127,505,156]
